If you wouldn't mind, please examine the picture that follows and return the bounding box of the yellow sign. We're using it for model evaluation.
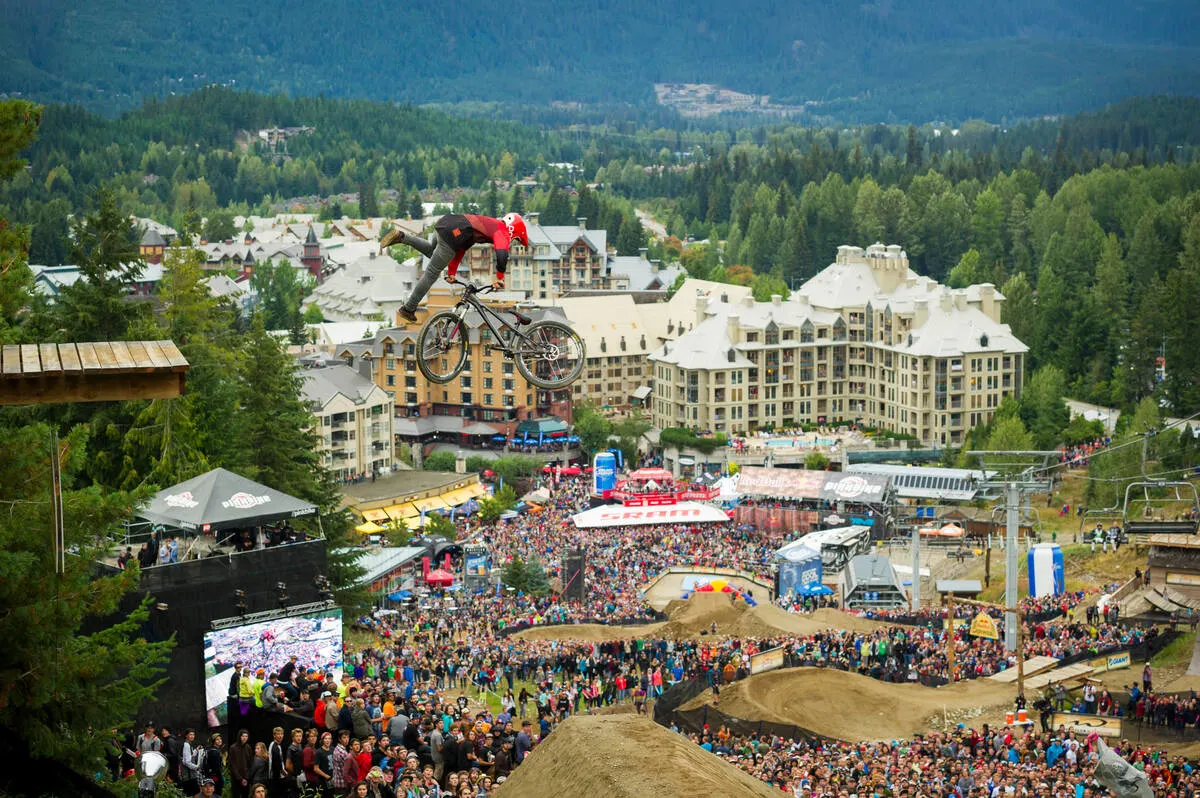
[1052,712,1123,738]
[969,612,999,640]
[750,646,786,675]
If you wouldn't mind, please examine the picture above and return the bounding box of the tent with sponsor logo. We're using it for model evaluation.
[137,467,318,532]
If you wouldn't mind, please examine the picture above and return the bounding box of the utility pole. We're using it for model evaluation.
[911,516,921,611]
[1005,481,1019,652]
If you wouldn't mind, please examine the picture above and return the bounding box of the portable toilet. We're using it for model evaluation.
[1027,543,1065,597]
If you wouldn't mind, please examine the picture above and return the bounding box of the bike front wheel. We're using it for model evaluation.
[416,311,469,384]
[514,320,586,390]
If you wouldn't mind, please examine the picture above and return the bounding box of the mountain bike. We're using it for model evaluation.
[416,281,586,391]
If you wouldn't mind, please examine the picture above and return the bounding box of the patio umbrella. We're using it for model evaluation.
[355,520,384,534]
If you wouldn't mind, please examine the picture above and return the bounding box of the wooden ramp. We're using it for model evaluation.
[1145,590,1185,615]
[988,656,1060,682]
[1023,662,1095,691]
[1162,587,1200,612]
[0,341,188,406]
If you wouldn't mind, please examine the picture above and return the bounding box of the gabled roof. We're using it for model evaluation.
[141,228,166,247]
[300,364,387,408]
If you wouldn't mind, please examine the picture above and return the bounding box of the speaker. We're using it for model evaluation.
[561,548,586,601]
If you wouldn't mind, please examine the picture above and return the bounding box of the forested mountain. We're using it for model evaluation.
[2,0,1199,121]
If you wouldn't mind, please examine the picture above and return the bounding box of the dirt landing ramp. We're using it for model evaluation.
[685,666,1015,741]
[493,714,780,798]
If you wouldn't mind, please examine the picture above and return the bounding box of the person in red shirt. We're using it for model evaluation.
[380,213,529,324]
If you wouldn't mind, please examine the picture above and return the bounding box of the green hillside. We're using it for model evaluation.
[2,0,1199,120]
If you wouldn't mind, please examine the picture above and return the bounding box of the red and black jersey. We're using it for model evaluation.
[434,213,513,277]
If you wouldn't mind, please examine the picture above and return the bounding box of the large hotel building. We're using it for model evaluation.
[648,244,1028,447]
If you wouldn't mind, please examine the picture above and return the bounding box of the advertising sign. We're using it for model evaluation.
[593,452,617,497]
[750,646,786,675]
[1091,651,1132,672]
[969,612,1000,640]
[465,551,491,578]
[819,474,890,502]
[571,501,730,528]
[1052,712,1123,737]
[737,467,827,500]
[203,608,343,727]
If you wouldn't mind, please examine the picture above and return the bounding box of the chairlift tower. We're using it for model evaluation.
[969,450,1058,652]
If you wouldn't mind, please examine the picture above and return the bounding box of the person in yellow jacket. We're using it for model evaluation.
[238,666,256,717]
[252,669,266,709]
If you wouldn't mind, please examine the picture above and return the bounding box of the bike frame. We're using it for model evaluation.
[448,286,537,356]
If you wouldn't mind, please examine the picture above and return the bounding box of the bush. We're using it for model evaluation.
[422,451,457,471]
[659,427,728,454]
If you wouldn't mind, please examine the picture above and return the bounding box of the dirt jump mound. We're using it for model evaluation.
[493,714,780,798]
[684,666,1014,741]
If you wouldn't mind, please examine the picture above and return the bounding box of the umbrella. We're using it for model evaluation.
[561,466,582,476]
[800,583,834,597]
[387,590,413,601]
[568,435,580,443]
[355,520,384,534]
[500,510,519,520]
[483,470,495,477]
[492,434,507,442]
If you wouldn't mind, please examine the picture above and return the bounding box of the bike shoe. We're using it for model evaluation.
[397,307,418,324]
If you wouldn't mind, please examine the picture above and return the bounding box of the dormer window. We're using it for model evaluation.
[600,337,607,353]
[980,334,989,347]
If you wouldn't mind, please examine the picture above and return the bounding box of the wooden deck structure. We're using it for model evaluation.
[0,341,188,405]
[988,655,1059,683]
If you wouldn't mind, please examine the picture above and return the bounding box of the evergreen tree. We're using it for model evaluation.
[0,100,40,341]
[1000,272,1035,348]
[485,181,500,217]
[232,314,323,500]
[1162,214,1200,413]
[502,556,528,592]
[541,185,574,226]
[55,186,147,341]
[358,180,380,218]
[906,125,923,171]
[508,185,525,214]
[575,185,599,228]
[615,215,645,255]
[1019,365,1070,449]
[408,192,424,220]
[202,209,235,242]
[524,555,551,595]
[0,422,173,768]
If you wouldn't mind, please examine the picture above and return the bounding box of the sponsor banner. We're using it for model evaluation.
[1166,571,1200,587]
[819,474,891,502]
[969,611,1000,640]
[465,552,491,578]
[222,492,271,510]
[1052,712,1122,738]
[164,491,199,509]
[750,646,786,675]
[571,501,730,529]
[1091,651,1133,672]
[737,467,827,500]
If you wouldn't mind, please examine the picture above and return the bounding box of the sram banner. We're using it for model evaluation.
[570,501,730,528]
[1052,712,1122,737]
[750,646,786,675]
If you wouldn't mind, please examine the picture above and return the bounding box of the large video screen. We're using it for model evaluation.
[203,608,343,727]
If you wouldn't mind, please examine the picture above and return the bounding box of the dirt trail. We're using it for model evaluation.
[493,714,780,798]
[684,666,1016,741]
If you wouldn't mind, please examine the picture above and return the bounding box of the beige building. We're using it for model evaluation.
[648,244,1027,446]
[299,364,396,479]
[550,279,753,413]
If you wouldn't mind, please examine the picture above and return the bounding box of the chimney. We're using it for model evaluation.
[638,247,649,260]
[954,293,966,311]
[695,294,709,326]
[978,283,997,321]
[939,293,954,312]
[914,299,929,328]
[577,217,587,229]
[727,312,741,343]
[796,294,809,307]
[742,295,755,309]
[650,259,660,273]
[527,212,540,224]
[771,294,782,307]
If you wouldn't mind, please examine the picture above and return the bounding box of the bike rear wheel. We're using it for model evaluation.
[416,311,469,384]
[514,320,586,390]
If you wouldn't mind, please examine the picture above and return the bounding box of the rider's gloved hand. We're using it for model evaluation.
[444,273,458,285]
[492,275,505,290]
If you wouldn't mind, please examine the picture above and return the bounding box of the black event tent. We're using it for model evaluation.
[138,467,317,532]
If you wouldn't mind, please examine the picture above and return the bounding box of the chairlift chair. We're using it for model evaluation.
[1121,479,1200,537]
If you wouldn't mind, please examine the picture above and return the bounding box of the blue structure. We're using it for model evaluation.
[1027,543,1065,597]
[593,452,617,495]
[775,544,823,599]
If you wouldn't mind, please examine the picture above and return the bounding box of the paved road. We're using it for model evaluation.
[635,209,667,238]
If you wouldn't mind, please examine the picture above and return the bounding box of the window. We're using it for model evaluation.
[385,375,395,387]
[503,379,515,391]
[462,393,473,404]
[405,393,417,404]
[385,358,395,370]
[461,376,472,388]
[484,394,494,406]
[484,377,494,389]
[405,376,416,388]
[483,361,492,373]
[503,363,514,375]
[504,396,515,407]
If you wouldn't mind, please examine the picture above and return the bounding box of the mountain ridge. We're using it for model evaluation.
[2,0,1199,121]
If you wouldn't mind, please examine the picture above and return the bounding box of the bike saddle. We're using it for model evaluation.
[511,310,532,326]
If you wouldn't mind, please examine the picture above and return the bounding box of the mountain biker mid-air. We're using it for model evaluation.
[380,212,529,324]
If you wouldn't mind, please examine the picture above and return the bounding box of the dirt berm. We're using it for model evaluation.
[513,593,890,642]
[684,666,1015,741]
[493,714,780,798]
